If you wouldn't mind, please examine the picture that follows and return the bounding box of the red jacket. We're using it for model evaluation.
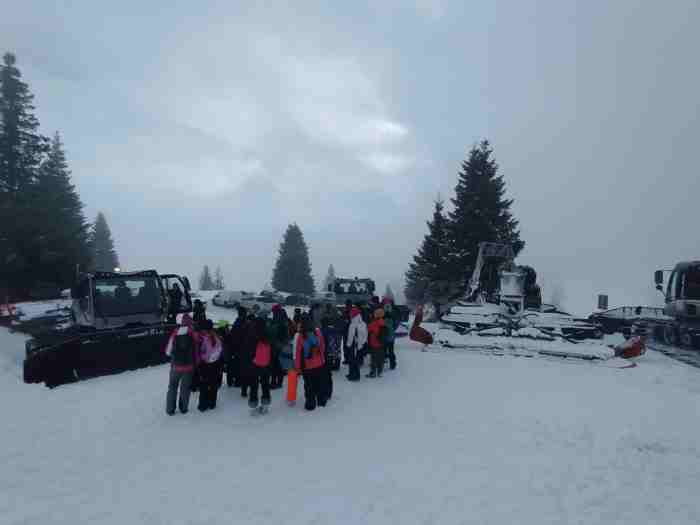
[367,318,385,350]
[294,329,325,371]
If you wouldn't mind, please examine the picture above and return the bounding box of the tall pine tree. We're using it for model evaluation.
[271,223,315,295]
[0,52,48,193]
[213,266,225,290]
[32,133,91,285]
[447,140,523,290]
[383,283,395,302]
[404,198,458,315]
[0,52,50,298]
[199,265,215,290]
[322,264,336,292]
[89,212,119,272]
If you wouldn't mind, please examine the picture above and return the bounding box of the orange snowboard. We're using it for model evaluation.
[286,369,298,406]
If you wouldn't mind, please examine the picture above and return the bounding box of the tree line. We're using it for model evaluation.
[0,52,119,301]
[405,140,524,314]
[198,265,225,291]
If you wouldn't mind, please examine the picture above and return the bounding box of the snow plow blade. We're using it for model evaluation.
[23,324,175,388]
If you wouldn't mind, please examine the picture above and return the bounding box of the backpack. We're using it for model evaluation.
[253,340,272,367]
[172,333,195,367]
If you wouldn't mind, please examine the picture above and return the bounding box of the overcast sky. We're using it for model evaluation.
[3,1,699,314]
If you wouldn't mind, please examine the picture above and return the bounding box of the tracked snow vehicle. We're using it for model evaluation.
[434,242,622,363]
[23,270,192,387]
[651,262,700,348]
[328,277,376,305]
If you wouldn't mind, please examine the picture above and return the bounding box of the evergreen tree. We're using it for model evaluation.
[0,52,48,193]
[0,52,50,298]
[32,133,91,285]
[89,212,119,272]
[271,223,315,295]
[322,264,336,292]
[447,140,523,291]
[383,284,395,302]
[213,266,225,290]
[404,198,459,315]
[199,265,215,291]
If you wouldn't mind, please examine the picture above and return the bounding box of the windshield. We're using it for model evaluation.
[334,281,370,294]
[94,277,162,316]
[683,266,700,300]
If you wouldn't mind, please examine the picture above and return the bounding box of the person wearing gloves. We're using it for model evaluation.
[345,306,367,381]
[197,319,224,411]
[163,313,199,415]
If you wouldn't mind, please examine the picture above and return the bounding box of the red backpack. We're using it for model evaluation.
[253,340,272,367]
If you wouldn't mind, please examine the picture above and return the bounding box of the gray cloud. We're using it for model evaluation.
[3,0,699,312]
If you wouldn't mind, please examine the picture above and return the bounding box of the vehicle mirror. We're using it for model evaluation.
[654,270,663,285]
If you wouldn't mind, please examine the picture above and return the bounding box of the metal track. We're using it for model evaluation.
[649,343,700,369]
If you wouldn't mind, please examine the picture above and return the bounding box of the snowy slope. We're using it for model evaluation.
[3,327,700,525]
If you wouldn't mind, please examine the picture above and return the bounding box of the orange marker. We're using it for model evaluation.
[286,369,298,406]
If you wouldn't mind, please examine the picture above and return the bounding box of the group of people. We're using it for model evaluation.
[163,296,404,415]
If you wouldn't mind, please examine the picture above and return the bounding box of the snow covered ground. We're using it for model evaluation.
[3,324,700,524]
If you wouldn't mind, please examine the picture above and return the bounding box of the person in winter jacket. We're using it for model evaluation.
[193,299,207,328]
[270,304,292,389]
[248,317,274,412]
[383,303,397,370]
[345,306,367,381]
[310,303,323,331]
[167,284,184,323]
[238,311,258,398]
[164,313,199,415]
[341,299,353,364]
[197,320,224,411]
[409,304,433,348]
[366,308,386,378]
[225,306,247,389]
[322,303,341,372]
[295,315,327,411]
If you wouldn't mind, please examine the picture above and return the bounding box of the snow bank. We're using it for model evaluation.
[3,327,700,524]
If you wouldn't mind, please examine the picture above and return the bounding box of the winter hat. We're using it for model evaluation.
[272,303,282,313]
[350,306,361,318]
[374,308,384,319]
[382,297,391,305]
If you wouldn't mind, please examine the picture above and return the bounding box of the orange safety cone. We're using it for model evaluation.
[286,369,298,406]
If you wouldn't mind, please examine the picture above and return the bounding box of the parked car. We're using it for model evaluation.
[212,290,254,308]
